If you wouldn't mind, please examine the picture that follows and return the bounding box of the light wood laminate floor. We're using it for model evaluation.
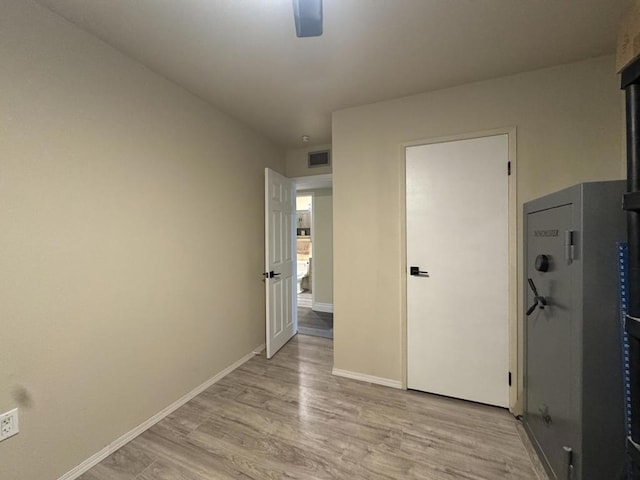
[78,335,541,480]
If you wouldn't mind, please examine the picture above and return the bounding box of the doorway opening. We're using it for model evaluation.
[296,190,333,339]
[296,194,313,307]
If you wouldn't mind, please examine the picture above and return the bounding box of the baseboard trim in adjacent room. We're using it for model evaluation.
[58,343,264,480]
[332,368,402,389]
[312,302,333,313]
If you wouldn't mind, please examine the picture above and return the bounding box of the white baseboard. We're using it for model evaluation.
[58,343,263,480]
[312,302,333,313]
[332,368,403,389]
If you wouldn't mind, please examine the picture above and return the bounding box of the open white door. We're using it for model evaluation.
[265,168,297,359]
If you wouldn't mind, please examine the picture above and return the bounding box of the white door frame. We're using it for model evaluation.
[294,175,333,314]
[399,127,519,412]
[308,192,317,310]
[295,191,316,308]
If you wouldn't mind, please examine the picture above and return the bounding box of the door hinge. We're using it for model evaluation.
[564,230,575,264]
[563,446,574,479]
[507,161,511,176]
[508,371,512,386]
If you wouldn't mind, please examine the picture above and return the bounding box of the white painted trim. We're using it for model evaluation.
[58,344,263,480]
[311,302,333,313]
[296,191,317,311]
[294,173,333,191]
[332,368,402,389]
[310,192,316,309]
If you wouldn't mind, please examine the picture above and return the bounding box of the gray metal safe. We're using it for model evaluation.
[523,181,626,480]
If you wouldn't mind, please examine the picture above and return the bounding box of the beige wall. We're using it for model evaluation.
[285,144,332,177]
[332,56,624,404]
[302,189,334,306]
[0,2,283,479]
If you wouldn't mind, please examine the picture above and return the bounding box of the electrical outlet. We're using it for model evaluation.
[0,408,19,441]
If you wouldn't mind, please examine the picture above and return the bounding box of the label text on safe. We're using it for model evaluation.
[533,229,559,237]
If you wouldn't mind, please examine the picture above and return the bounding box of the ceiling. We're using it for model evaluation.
[37,0,631,149]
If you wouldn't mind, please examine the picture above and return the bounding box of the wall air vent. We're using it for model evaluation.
[308,150,331,168]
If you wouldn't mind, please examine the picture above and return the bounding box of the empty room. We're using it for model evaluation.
[2,0,636,479]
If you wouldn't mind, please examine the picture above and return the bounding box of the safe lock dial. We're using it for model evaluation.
[535,254,550,272]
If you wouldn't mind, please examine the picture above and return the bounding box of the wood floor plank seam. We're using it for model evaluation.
[79,335,540,480]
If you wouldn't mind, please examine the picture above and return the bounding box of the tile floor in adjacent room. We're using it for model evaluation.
[297,292,333,339]
[298,307,333,339]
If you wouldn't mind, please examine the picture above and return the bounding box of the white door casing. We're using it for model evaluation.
[406,134,509,408]
[265,168,297,359]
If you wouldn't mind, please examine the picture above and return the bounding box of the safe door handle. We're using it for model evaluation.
[526,278,547,316]
[410,266,429,277]
[262,271,281,278]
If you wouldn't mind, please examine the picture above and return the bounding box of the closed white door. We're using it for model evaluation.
[265,168,297,359]
[406,135,509,407]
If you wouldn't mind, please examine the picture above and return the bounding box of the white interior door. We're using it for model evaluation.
[406,135,509,407]
[265,168,296,359]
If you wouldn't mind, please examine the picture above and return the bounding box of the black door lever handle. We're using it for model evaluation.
[410,266,429,277]
[262,271,281,278]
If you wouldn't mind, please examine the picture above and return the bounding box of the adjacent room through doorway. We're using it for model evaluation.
[296,193,333,338]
